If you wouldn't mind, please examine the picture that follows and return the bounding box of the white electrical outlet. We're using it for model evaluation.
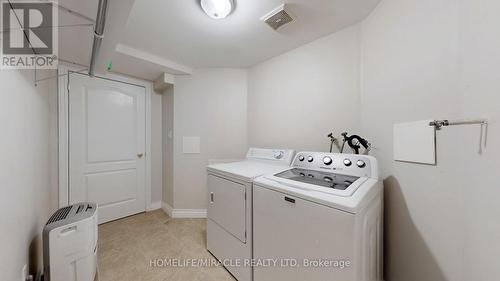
[21,264,28,281]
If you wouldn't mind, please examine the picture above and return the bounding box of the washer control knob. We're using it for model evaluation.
[274,151,284,159]
[307,156,314,162]
[343,159,352,167]
[323,156,333,165]
[298,155,305,162]
[356,160,366,168]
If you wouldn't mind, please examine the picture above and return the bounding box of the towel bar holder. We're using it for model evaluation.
[429,119,488,130]
[429,118,489,154]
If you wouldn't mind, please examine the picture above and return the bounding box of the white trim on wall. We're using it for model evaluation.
[149,201,162,211]
[161,202,173,217]
[161,202,207,218]
[57,63,153,211]
[172,209,207,218]
[57,65,71,207]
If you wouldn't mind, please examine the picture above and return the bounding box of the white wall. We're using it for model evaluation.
[172,69,248,209]
[150,90,163,207]
[248,25,361,152]
[459,1,500,279]
[360,1,462,279]
[162,86,174,207]
[246,1,500,279]
[360,0,500,280]
[0,70,57,280]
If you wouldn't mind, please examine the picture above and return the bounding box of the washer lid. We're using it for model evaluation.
[254,175,381,214]
[275,168,359,190]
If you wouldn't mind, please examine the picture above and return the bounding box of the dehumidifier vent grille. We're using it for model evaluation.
[47,206,72,224]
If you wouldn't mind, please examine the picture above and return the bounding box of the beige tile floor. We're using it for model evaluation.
[97,210,235,281]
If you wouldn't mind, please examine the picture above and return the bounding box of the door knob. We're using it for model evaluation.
[137,153,144,158]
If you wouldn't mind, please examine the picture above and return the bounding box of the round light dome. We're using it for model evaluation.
[200,0,234,19]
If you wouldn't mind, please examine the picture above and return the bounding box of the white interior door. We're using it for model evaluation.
[69,73,146,224]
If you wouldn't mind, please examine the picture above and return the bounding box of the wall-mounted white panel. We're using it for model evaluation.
[393,120,436,165]
[183,136,201,154]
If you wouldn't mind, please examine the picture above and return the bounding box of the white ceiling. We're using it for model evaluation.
[57,0,98,67]
[56,0,136,71]
[58,0,99,19]
[119,0,381,70]
[56,0,381,80]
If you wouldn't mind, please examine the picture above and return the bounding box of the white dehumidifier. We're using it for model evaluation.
[43,202,98,281]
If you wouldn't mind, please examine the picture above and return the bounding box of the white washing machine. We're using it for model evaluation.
[253,152,383,281]
[206,148,295,281]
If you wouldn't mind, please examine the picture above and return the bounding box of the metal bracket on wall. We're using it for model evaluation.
[429,118,489,154]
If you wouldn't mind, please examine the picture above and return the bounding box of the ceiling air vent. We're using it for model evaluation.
[261,4,294,30]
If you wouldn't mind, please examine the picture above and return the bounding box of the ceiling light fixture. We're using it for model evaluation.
[200,0,234,19]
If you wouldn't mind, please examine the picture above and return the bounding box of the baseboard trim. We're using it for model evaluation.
[161,202,174,217]
[161,202,207,218]
[172,209,207,218]
[148,201,162,211]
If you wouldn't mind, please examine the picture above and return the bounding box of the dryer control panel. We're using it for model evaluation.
[292,152,378,179]
[246,148,295,166]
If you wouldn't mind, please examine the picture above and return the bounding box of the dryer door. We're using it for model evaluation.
[207,175,247,243]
